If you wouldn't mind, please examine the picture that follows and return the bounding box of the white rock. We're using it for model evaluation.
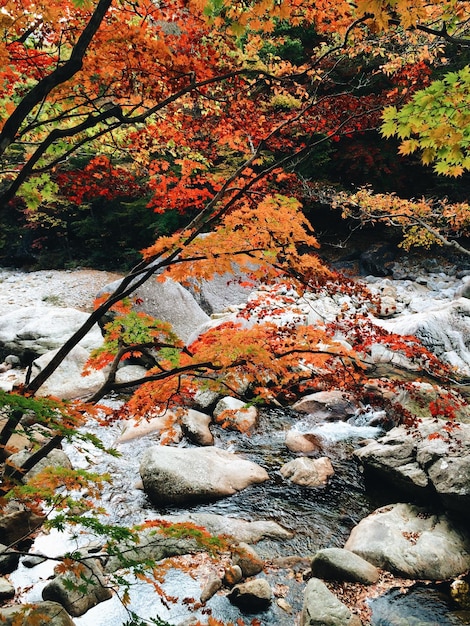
[213,396,258,430]
[98,276,209,344]
[140,445,269,505]
[32,346,106,399]
[0,306,103,358]
[280,456,334,487]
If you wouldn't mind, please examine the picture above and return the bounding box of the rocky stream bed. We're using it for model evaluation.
[1,249,470,626]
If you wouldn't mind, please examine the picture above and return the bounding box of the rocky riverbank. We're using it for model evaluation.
[1,251,470,625]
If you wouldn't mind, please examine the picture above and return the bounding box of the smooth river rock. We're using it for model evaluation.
[42,559,112,617]
[311,547,379,584]
[280,456,334,487]
[140,445,269,505]
[300,577,362,626]
[31,346,106,399]
[98,275,209,344]
[157,513,293,544]
[228,578,273,611]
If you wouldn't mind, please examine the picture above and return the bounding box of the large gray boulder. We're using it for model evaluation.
[0,306,102,360]
[344,503,470,580]
[0,543,19,575]
[300,577,362,626]
[354,420,470,516]
[187,268,257,315]
[140,445,269,505]
[292,391,358,420]
[7,448,72,483]
[98,276,209,344]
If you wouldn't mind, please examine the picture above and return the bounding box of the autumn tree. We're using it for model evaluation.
[1,0,470,622]
[326,1,470,254]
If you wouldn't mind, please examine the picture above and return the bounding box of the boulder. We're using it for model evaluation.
[223,564,243,586]
[232,542,264,577]
[116,412,183,444]
[140,446,269,505]
[42,559,112,617]
[0,354,20,372]
[371,294,397,318]
[371,381,470,423]
[97,275,209,344]
[200,574,223,603]
[344,503,470,580]
[193,387,222,411]
[0,576,15,600]
[310,547,379,584]
[186,265,257,315]
[0,503,45,546]
[280,456,334,487]
[31,346,106,399]
[213,397,258,431]
[181,409,214,446]
[292,391,358,421]
[104,529,203,573]
[354,420,470,516]
[300,577,362,626]
[0,602,76,626]
[7,448,72,483]
[23,553,48,568]
[285,430,324,454]
[0,306,102,361]
[228,578,272,611]
[368,280,398,318]
[0,543,19,575]
[114,364,148,385]
[156,513,292,544]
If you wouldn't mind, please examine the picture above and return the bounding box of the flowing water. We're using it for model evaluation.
[369,583,470,626]
[9,404,469,625]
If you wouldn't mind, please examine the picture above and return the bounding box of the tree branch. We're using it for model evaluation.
[0,0,112,156]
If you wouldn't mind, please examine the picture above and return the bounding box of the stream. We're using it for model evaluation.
[9,403,469,625]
